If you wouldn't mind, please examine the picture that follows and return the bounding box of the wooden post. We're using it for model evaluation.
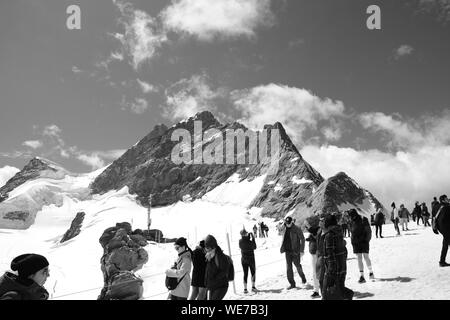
[226,232,237,295]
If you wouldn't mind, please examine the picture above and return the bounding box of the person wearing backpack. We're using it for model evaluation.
[239,229,257,294]
[165,237,192,300]
[0,254,50,300]
[280,216,307,289]
[349,209,374,283]
[189,240,207,300]
[204,235,230,300]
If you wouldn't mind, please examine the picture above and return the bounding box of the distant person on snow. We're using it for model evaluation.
[204,235,230,300]
[349,210,375,283]
[421,203,431,227]
[431,197,440,219]
[0,254,50,300]
[253,225,258,239]
[189,240,207,300]
[391,202,401,236]
[413,202,423,226]
[165,237,192,300]
[374,207,385,238]
[434,195,450,267]
[280,216,307,289]
[398,204,410,231]
[305,224,321,299]
[239,229,257,294]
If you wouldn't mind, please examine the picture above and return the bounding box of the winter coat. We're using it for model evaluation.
[321,225,347,283]
[0,272,49,300]
[204,246,229,290]
[412,205,422,218]
[350,216,371,254]
[166,250,192,298]
[239,235,256,264]
[391,207,399,221]
[398,207,410,219]
[436,203,450,242]
[191,246,207,287]
[422,205,430,218]
[306,226,319,255]
[431,201,441,218]
[374,210,385,225]
[280,223,305,254]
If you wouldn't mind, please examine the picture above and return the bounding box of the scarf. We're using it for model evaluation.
[205,249,216,262]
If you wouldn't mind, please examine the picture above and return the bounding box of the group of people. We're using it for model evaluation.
[390,200,435,235]
[253,222,269,238]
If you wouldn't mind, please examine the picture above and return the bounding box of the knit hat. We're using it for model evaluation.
[11,254,49,278]
[199,240,205,248]
[240,229,248,236]
[204,235,218,249]
[175,237,188,247]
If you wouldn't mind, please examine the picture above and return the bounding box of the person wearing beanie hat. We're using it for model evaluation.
[0,254,50,300]
[203,235,229,300]
[189,240,207,300]
[165,237,192,300]
[239,228,257,294]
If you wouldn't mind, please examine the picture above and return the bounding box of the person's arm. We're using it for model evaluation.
[166,256,191,278]
[298,228,305,253]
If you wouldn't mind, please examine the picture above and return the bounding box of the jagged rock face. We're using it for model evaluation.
[98,222,149,300]
[61,212,85,243]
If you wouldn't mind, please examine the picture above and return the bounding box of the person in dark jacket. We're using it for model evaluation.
[398,204,410,231]
[0,254,50,300]
[422,203,431,227]
[435,195,450,267]
[280,216,307,289]
[374,207,385,238]
[253,225,258,238]
[189,240,207,300]
[306,225,320,298]
[204,235,229,300]
[431,197,440,218]
[239,229,257,293]
[320,214,353,300]
[413,202,423,226]
[349,209,374,283]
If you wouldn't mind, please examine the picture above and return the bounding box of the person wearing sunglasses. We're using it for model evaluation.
[0,253,50,300]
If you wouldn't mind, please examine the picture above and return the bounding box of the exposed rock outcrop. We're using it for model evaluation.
[98,222,149,300]
[60,212,85,243]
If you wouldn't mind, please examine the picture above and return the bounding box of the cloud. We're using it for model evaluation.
[137,79,158,93]
[22,140,43,149]
[161,0,275,41]
[164,73,225,120]
[416,0,450,24]
[301,144,450,209]
[393,45,414,60]
[113,0,167,70]
[231,83,346,143]
[120,96,149,114]
[110,51,124,61]
[71,66,83,73]
[288,38,305,48]
[76,149,126,170]
[0,166,20,187]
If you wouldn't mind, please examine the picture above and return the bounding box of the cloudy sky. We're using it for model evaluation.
[0,0,449,207]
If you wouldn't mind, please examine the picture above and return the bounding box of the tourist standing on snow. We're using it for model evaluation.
[189,240,207,300]
[431,197,440,219]
[0,254,50,300]
[306,224,321,298]
[391,202,401,236]
[434,195,450,267]
[349,209,375,283]
[239,229,257,293]
[204,235,230,300]
[374,207,385,238]
[320,214,352,300]
[398,204,410,231]
[421,203,431,227]
[340,212,349,238]
[413,202,423,226]
[253,224,258,238]
[166,237,192,300]
[280,216,307,289]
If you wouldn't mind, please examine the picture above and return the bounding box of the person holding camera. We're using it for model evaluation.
[239,229,257,293]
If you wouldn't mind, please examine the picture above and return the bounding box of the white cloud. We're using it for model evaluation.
[393,45,414,60]
[22,140,43,149]
[110,51,124,61]
[76,149,126,170]
[161,0,275,41]
[231,83,346,143]
[113,0,167,70]
[301,144,450,209]
[130,98,149,114]
[0,166,20,187]
[137,79,158,93]
[164,74,224,120]
[417,0,450,24]
[71,66,83,73]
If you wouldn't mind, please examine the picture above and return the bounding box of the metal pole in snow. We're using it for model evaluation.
[226,232,237,295]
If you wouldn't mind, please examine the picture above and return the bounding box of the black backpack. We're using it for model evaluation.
[224,255,235,282]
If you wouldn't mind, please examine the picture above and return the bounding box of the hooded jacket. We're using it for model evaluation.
[204,246,229,290]
[280,223,305,254]
[191,246,207,288]
[0,272,49,300]
[166,250,192,298]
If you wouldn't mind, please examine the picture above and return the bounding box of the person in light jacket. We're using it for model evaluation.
[165,237,192,300]
[391,202,401,236]
[398,204,410,231]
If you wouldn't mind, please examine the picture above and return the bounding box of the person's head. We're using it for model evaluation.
[434,197,437,201]
[400,204,404,209]
[174,237,188,254]
[415,201,420,206]
[439,195,448,204]
[199,240,205,248]
[391,202,396,208]
[284,216,293,228]
[323,214,338,229]
[11,254,50,286]
[348,209,358,221]
[240,229,248,237]
[204,234,218,252]
[421,202,426,207]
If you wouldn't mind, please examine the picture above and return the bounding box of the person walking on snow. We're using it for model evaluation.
[189,240,207,300]
[166,237,192,300]
[422,203,431,227]
[434,195,450,267]
[306,224,321,298]
[398,204,410,231]
[253,225,258,238]
[391,202,401,236]
[280,216,307,289]
[413,202,423,226]
[374,207,385,238]
[239,229,257,293]
[204,235,230,300]
[349,209,375,283]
